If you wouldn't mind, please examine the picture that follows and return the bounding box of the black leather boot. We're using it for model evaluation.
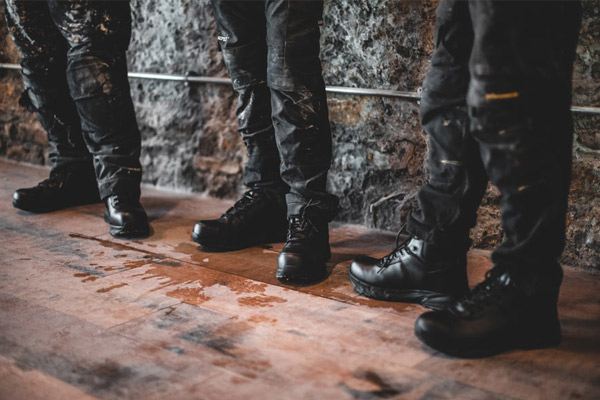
[276,202,333,284]
[104,194,150,239]
[349,230,469,310]
[13,168,100,213]
[192,189,287,251]
[414,268,563,358]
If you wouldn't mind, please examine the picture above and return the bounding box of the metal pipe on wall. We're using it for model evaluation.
[1,63,599,114]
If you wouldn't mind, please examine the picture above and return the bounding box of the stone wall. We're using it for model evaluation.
[1,0,599,270]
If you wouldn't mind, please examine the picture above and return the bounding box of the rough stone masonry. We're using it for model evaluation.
[0,0,599,270]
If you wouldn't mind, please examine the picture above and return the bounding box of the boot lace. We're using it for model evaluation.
[287,199,321,241]
[37,170,69,190]
[457,269,514,313]
[376,224,413,272]
[223,190,263,219]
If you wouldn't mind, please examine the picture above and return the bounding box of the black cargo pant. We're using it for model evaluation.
[211,0,338,218]
[4,0,142,199]
[407,0,581,278]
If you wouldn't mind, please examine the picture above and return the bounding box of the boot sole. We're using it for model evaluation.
[349,271,460,311]
[108,225,151,240]
[414,319,562,358]
[276,264,328,285]
[104,214,151,240]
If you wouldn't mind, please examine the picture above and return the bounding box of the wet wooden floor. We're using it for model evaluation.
[1,159,599,400]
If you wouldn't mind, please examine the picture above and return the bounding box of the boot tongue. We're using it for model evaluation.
[289,215,308,230]
[40,170,70,189]
[288,216,314,241]
[223,191,260,217]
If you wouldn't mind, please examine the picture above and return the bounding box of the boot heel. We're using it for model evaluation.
[519,329,561,350]
[518,309,562,350]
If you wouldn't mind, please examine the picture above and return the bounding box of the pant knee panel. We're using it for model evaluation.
[222,43,268,90]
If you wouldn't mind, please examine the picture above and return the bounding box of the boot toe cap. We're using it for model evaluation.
[414,311,454,349]
[415,309,491,356]
[107,208,147,225]
[12,189,29,207]
[106,209,150,239]
[192,220,226,244]
[349,255,387,284]
[276,251,327,284]
[13,188,28,200]
[105,203,150,239]
[415,311,445,335]
[12,188,53,212]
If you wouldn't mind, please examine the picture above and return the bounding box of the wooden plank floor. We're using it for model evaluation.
[1,158,599,400]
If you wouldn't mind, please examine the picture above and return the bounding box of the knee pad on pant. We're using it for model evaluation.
[221,43,268,90]
[66,56,122,101]
[266,47,324,92]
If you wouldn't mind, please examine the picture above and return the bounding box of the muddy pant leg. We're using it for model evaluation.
[48,0,142,199]
[407,0,488,249]
[467,0,581,276]
[211,0,286,193]
[266,0,338,217]
[3,0,91,172]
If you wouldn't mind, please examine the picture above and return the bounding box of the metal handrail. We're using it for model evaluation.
[2,63,599,114]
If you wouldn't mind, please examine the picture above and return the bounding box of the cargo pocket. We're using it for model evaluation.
[66,58,125,138]
[467,79,531,147]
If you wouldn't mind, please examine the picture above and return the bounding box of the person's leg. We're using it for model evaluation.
[415,0,582,357]
[264,0,339,283]
[47,0,149,238]
[192,0,288,251]
[4,0,99,212]
[211,0,287,193]
[349,0,487,309]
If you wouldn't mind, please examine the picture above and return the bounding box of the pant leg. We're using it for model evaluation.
[407,0,488,250]
[3,0,92,172]
[47,0,142,199]
[467,0,581,276]
[265,0,338,218]
[211,0,286,194]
